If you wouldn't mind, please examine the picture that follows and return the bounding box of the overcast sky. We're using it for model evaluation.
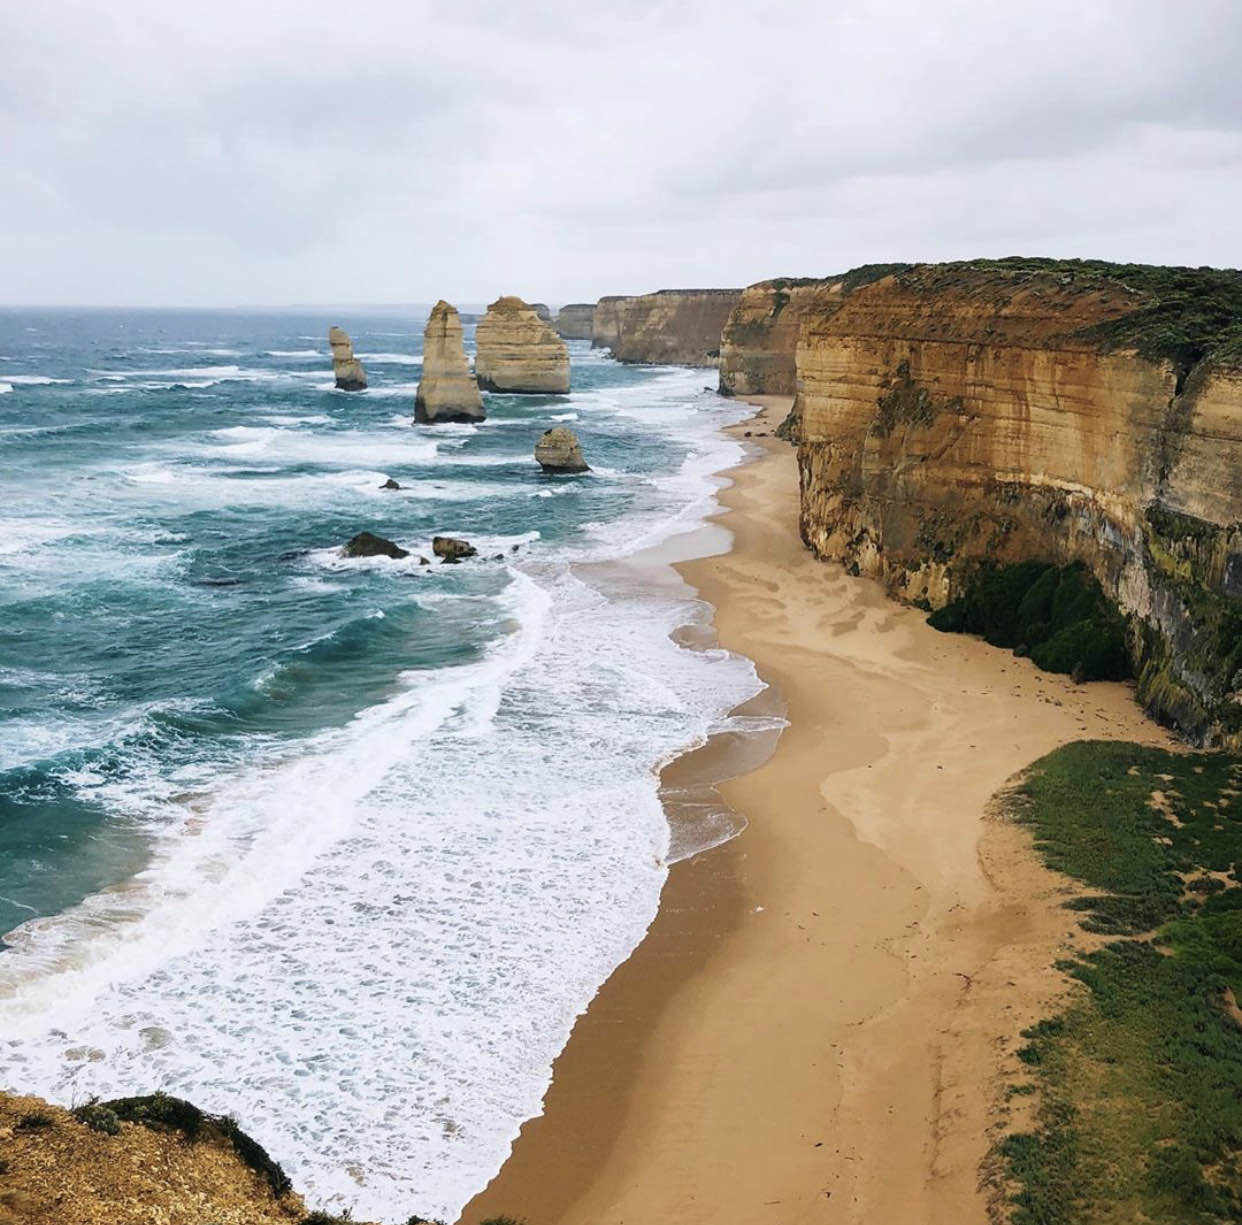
[4,0,1240,306]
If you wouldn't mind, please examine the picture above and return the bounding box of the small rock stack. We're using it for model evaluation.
[329,327,367,391]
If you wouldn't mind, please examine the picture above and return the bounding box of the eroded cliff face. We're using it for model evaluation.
[794,261,1242,744]
[719,278,845,396]
[592,295,631,349]
[554,303,595,340]
[475,296,570,394]
[718,265,911,396]
[605,289,741,366]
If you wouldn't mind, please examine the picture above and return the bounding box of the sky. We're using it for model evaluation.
[4,0,1241,306]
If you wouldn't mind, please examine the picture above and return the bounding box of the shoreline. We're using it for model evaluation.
[463,395,1178,1224]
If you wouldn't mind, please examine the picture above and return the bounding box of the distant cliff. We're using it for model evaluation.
[603,289,742,366]
[792,259,1242,745]
[554,303,595,340]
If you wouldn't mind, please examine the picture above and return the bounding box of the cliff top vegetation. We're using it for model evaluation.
[893,257,1242,371]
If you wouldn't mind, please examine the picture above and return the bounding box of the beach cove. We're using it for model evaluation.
[461,398,1175,1225]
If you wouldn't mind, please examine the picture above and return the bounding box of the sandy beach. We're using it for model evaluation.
[459,399,1175,1225]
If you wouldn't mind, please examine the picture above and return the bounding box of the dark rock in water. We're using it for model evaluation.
[432,536,477,563]
[491,553,505,561]
[195,577,243,587]
[343,531,409,559]
[418,556,431,565]
[380,478,401,490]
[277,549,308,563]
[535,426,589,473]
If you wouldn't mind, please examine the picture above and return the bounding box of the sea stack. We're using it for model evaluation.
[415,300,484,424]
[535,426,589,473]
[475,296,571,394]
[328,326,367,391]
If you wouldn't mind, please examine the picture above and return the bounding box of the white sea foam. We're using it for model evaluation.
[263,349,322,358]
[0,358,775,1223]
[356,352,423,365]
[0,374,72,385]
[0,383,11,395]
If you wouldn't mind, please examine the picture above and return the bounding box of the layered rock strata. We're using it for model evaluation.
[474,296,570,394]
[415,300,484,423]
[606,289,742,366]
[793,259,1242,744]
[535,426,589,472]
[718,267,911,396]
[329,326,367,391]
[553,303,595,340]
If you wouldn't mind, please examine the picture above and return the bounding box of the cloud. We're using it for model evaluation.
[3,0,1240,304]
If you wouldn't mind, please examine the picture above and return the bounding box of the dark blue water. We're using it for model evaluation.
[0,308,765,1219]
[0,309,696,930]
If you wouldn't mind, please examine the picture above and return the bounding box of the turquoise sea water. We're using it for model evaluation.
[0,308,772,1220]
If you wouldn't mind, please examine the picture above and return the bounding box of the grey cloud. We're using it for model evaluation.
[3,0,1240,305]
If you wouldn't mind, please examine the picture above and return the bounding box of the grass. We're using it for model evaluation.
[997,740,1242,1223]
[928,561,1130,682]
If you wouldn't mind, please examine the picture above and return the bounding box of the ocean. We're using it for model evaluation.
[0,308,777,1221]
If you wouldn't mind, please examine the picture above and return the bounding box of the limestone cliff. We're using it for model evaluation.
[607,289,742,367]
[328,326,366,391]
[718,266,910,396]
[592,295,631,350]
[475,296,570,394]
[793,259,1242,745]
[554,303,595,340]
[415,300,484,423]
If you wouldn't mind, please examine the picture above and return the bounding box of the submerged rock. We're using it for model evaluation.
[415,301,485,423]
[343,531,408,559]
[329,326,367,391]
[475,296,570,394]
[380,477,401,490]
[535,426,589,473]
[432,536,477,563]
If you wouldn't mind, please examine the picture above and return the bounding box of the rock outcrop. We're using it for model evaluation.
[474,296,570,394]
[433,535,477,563]
[592,295,632,350]
[0,1089,370,1225]
[530,303,552,321]
[415,300,484,423]
[606,289,742,366]
[344,531,409,559]
[793,258,1242,745]
[535,426,589,472]
[718,266,909,396]
[554,303,595,340]
[329,326,367,391]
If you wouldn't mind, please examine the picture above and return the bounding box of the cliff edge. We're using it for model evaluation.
[793,258,1242,744]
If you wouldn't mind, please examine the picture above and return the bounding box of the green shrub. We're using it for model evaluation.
[15,1111,55,1131]
[928,561,1129,681]
[72,1100,122,1135]
[101,1093,291,1198]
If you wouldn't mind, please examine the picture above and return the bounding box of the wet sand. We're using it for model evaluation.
[459,398,1173,1225]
